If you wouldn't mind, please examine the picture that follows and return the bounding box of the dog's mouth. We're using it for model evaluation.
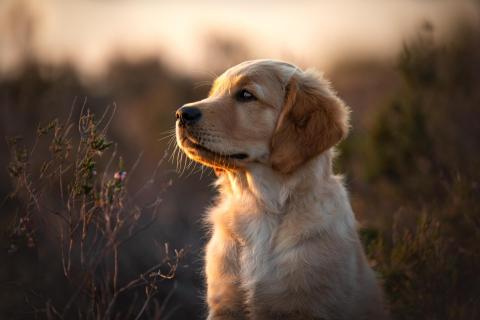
[191,141,248,160]
[183,137,248,160]
[176,128,249,168]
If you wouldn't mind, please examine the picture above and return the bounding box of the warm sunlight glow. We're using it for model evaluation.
[0,0,477,77]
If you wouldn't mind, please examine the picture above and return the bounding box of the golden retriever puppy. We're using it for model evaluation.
[175,59,388,320]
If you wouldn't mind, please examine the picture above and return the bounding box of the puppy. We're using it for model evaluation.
[176,60,388,319]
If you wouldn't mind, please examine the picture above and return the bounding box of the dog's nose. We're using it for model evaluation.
[176,106,202,125]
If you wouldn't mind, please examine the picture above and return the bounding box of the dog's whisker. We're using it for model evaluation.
[170,143,179,164]
[176,149,183,173]
[180,151,186,176]
[185,159,198,179]
[185,160,194,177]
[170,143,177,164]
[166,136,175,152]
[159,127,176,133]
[180,155,187,176]
[157,132,176,142]
[180,150,191,177]
[184,152,190,175]
[167,137,176,153]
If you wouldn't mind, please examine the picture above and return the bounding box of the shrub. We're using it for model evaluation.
[4,104,182,319]
[358,24,480,320]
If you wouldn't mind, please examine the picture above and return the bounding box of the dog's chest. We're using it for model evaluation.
[218,196,291,287]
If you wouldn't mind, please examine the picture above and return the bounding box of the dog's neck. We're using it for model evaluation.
[215,150,334,214]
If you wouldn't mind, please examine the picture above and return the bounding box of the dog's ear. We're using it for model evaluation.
[270,70,350,174]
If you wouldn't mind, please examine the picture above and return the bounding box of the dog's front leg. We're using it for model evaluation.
[206,229,246,320]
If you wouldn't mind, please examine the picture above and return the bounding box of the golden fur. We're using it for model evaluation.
[176,59,388,319]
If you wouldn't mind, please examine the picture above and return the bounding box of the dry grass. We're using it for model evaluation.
[5,102,182,319]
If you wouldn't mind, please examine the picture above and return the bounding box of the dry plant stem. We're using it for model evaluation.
[7,102,182,319]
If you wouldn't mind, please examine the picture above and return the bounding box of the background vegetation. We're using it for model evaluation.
[340,24,480,319]
[1,4,479,319]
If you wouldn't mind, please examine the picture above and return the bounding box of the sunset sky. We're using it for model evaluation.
[0,0,478,77]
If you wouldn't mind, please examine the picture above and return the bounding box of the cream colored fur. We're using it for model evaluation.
[176,60,388,319]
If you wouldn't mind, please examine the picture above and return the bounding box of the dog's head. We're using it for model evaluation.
[176,59,350,174]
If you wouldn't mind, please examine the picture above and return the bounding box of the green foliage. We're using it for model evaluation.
[367,95,431,185]
[356,24,480,320]
[365,24,480,197]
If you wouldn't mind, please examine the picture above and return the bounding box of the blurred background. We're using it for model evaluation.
[1,0,479,319]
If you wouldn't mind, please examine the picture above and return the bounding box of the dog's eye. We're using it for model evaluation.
[235,89,256,102]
